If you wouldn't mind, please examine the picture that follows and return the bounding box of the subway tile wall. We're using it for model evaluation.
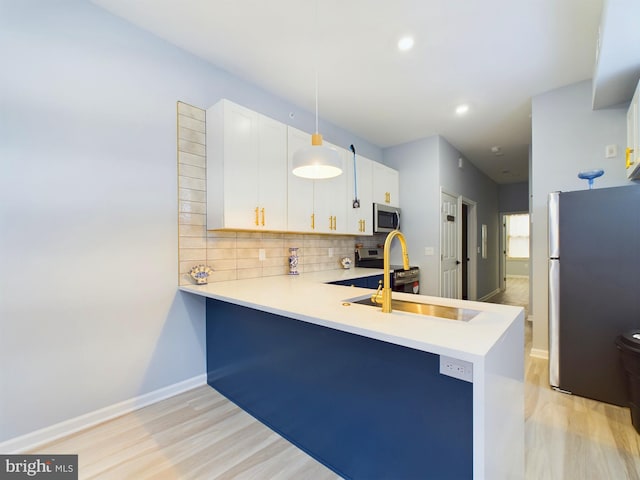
[177,101,379,286]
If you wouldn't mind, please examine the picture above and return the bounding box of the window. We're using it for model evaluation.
[506,214,529,258]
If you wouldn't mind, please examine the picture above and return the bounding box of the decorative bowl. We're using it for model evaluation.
[189,264,214,284]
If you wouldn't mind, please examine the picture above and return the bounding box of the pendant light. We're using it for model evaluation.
[291,2,343,180]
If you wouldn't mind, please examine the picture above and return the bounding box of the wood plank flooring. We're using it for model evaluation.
[30,277,640,478]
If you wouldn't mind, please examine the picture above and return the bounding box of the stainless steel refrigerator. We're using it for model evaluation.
[549,186,640,406]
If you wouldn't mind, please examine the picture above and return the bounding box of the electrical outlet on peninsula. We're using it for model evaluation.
[439,355,473,382]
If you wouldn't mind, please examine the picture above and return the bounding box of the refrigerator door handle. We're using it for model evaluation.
[549,258,560,387]
[548,191,560,259]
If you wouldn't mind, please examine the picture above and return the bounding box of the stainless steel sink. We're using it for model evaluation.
[347,297,480,321]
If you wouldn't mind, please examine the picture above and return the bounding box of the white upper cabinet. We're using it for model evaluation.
[372,162,400,207]
[627,80,640,179]
[346,153,373,235]
[287,127,348,234]
[206,99,394,236]
[206,99,287,231]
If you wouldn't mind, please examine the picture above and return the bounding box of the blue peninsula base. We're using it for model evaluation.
[206,298,473,479]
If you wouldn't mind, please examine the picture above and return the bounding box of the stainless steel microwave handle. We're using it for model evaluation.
[395,210,400,230]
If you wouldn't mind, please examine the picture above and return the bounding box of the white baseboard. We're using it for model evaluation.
[530,348,549,360]
[478,289,500,302]
[0,374,207,454]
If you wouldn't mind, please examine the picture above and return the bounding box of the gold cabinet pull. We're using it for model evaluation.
[329,216,333,230]
[362,219,365,232]
[627,147,635,168]
[311,213,315,229]
[385,192,391,203]
[254,207,259,226]
[333,216,337,230]
[261,208,265,226]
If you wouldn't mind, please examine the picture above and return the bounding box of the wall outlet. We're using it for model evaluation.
[439,355,473,382]
[605,144,617,158]
[259,249,266,261]
[424,246,434,256]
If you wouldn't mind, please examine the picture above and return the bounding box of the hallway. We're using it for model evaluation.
[486,276,529,315]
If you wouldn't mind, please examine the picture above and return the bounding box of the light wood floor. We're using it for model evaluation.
[32,278,640,479]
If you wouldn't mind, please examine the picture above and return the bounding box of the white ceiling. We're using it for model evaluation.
[92,0,622,184]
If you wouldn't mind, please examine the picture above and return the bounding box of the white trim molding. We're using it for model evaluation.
[530,348,549,360]
[478,289,500,302]
[0,374,207,454]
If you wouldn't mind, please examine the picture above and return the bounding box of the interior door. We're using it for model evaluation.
[441,191,459,298]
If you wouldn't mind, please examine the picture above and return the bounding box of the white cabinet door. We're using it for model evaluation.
[314,141,348,234]
[346,154,373,235]
[372,162,400,207]
[207,99,287,231]
[258,115,287,230]
[207,100,259,230]
[287,127,315,233]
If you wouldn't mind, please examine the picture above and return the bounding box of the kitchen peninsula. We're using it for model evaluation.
[180,269,524,479]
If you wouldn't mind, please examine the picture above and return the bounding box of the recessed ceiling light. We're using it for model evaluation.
[398,36,414,52]
[491,146,501,153]
[455,104,469,115]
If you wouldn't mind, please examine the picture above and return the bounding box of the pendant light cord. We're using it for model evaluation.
[315,70,319,134]
[314,0,319,135]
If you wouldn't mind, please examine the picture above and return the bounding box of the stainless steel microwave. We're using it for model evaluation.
[373,203,401,233]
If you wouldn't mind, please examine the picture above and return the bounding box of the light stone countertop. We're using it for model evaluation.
[179,268,524,363]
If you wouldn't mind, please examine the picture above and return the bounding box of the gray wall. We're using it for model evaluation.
[438,138,500,299]
[0,1,381,443]
[383,136,500,299]
[506,259,529,277]
[530,79,629,355]
[383,136,440,295]
[499,182,529,213]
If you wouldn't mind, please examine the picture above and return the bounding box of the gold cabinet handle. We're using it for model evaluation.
[329,216,333,230]
[254,207,259,226]
[311,213,315,229]
[385,192,391,203]
[362,219,365,232]
[627,147,635,168]
[261,208,265,226]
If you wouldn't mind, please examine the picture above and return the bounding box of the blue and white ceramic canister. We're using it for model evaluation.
[288,247,299,275]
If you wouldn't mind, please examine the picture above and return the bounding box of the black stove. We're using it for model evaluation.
[355,248,420,294]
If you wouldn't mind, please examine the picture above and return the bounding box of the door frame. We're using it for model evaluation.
[499,211,530,292]
[459,196,478,300]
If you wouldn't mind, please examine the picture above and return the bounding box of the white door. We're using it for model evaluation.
[441,192,459,298]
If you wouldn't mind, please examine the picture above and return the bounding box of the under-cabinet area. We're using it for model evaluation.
[205,99,399,235]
